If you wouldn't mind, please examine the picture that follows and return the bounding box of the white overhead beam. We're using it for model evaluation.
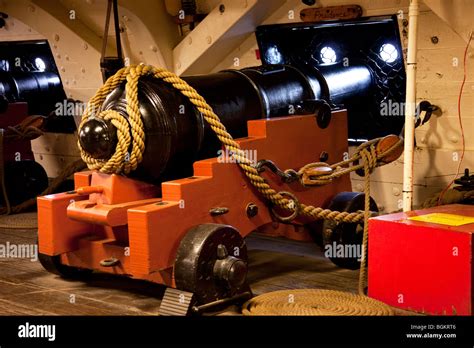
[173,0,286,75]
[118,0,181,70]
[423,0,474,43]
[32,0,103,52]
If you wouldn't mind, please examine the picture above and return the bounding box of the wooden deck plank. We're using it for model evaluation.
[0,225,407,315]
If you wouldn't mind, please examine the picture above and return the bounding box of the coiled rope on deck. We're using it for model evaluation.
[242,289,394,316]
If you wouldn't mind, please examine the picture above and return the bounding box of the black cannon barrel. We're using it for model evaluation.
[79,64,373,183]
[0,70,64,115]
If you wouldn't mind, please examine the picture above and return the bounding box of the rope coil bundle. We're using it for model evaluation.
[242,289,395,316]
[0,212,38,229]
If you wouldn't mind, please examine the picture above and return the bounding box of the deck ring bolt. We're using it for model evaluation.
[270,191,300,223]
[100,258,120,267]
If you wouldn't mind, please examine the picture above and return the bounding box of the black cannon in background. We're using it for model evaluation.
[0,40,72,208]
[0,40,75,132]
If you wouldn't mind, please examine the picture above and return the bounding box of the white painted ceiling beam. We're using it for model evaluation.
[118,0,181,70]
[173,0,286,75]
[32,0,103,52]
[423,0,473,43]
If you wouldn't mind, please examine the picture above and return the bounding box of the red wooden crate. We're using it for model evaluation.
[368,204,474,315]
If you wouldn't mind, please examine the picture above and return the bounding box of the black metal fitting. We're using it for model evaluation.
[255,160,299,184]
[455,168,474,189]
[0,12,8,29]
[246,203,259,218]
[78,118,118,159]
[319,151,329,162]
[210,207,229,216]
[415,100,440,128]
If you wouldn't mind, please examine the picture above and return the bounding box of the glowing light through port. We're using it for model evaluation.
[320,46,337,64]
[265,46,283,65]
[34,57,46,72]
[379,43,399,63]
[0,59,9,71]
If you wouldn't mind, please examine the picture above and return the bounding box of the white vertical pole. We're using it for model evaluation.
[403,0,419,212]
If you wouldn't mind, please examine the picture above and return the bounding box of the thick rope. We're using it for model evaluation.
[3,115,44,141]
[298,136,403,187]
[421,188,474,208]
[242,289,394,316]
[358,148,372,294]
[0,212,38,229]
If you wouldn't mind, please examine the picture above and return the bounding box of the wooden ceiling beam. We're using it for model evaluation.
[172,0,285,75]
